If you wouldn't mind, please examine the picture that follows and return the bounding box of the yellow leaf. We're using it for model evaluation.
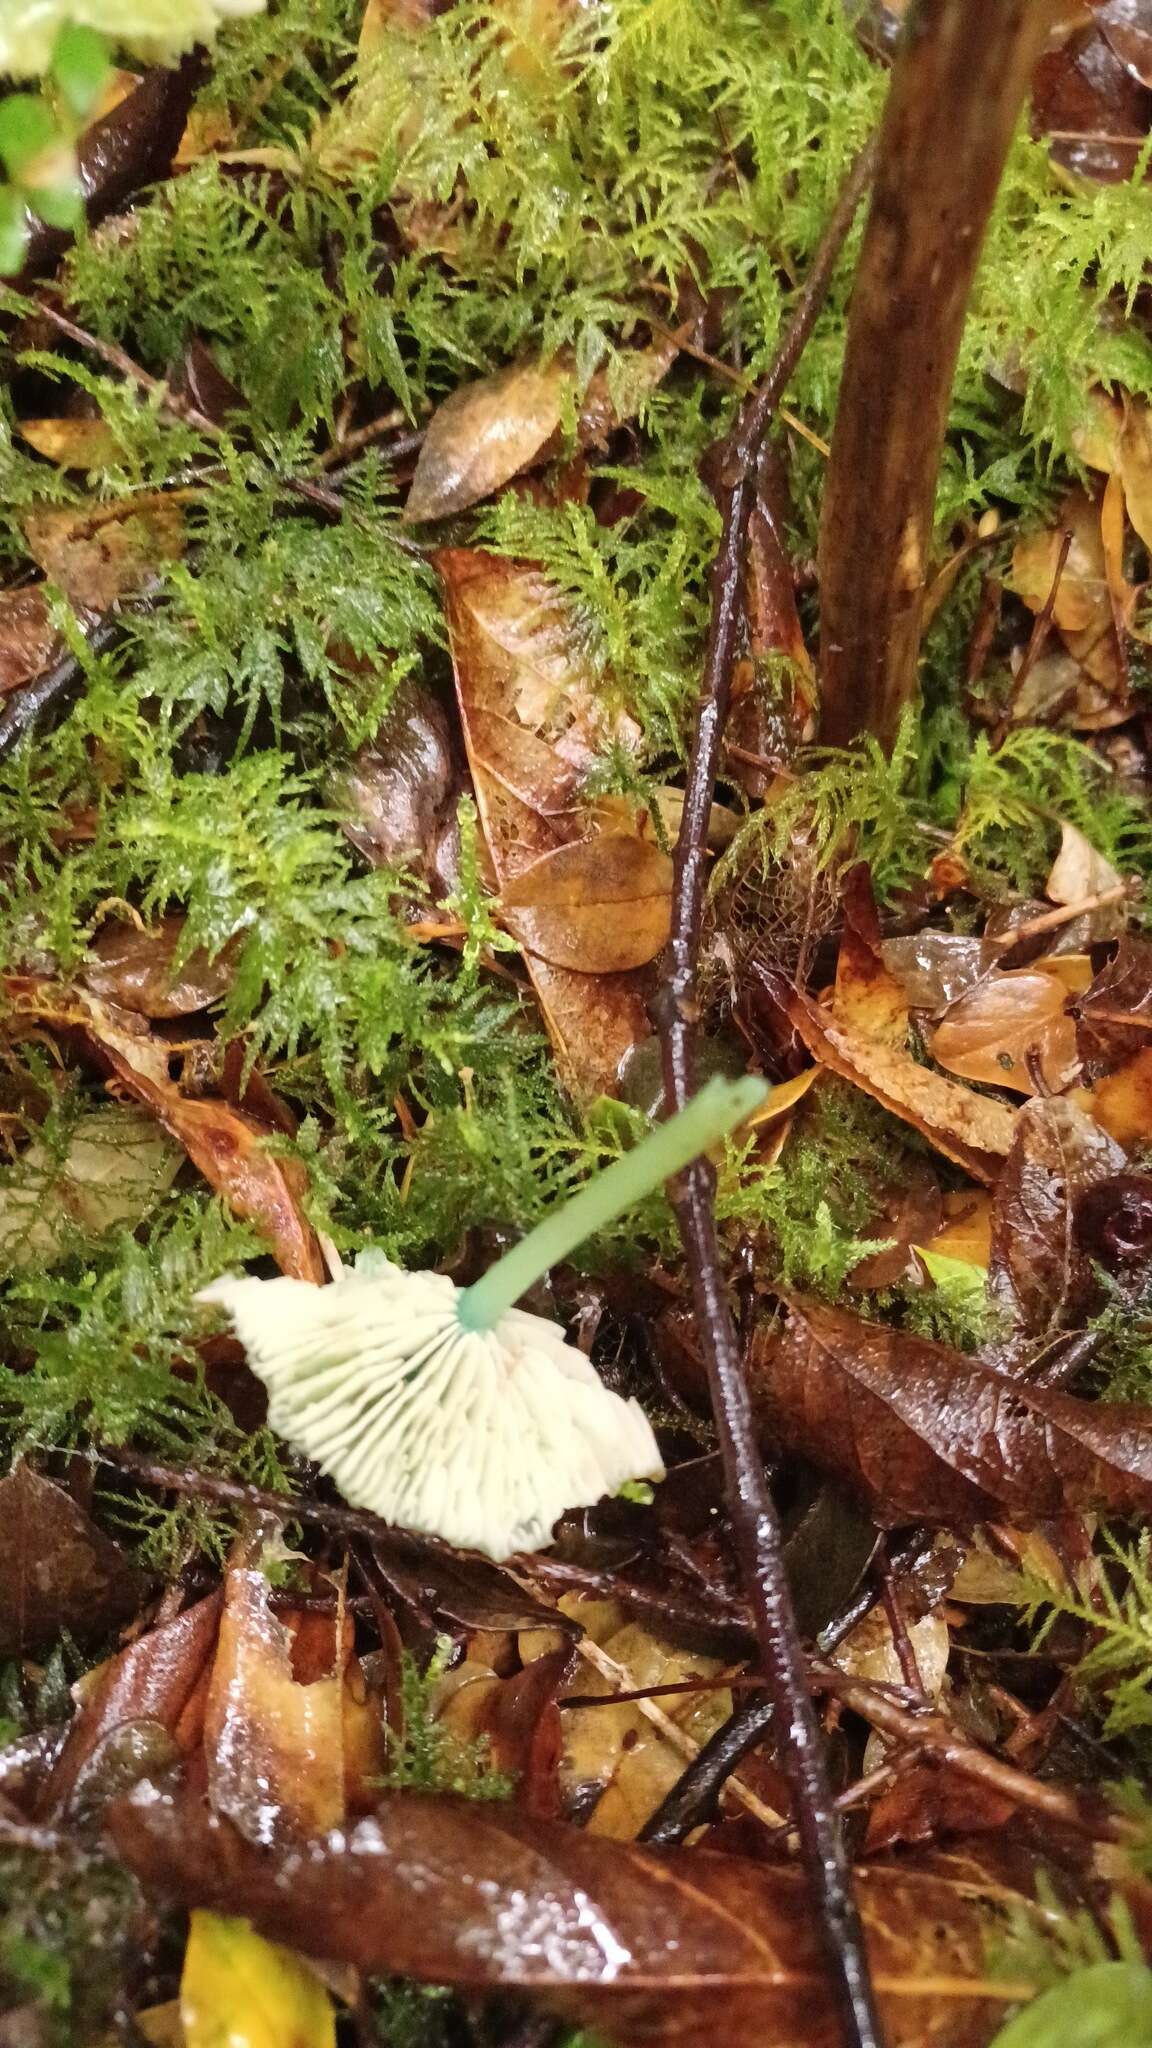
[181,1911,335,2048]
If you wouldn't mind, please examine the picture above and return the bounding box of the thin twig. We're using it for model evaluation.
[994,882,1133,951]
[655,141,882,2048]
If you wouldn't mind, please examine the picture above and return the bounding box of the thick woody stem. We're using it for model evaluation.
[818,0,1050,748]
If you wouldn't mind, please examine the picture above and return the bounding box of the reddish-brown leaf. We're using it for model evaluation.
[45,1592,222,1816]
[928,969,1079,1097]
[0,586,65,694]
[0,1462,138,1658]
[436,1645,578,1817]
[83,916,238,1019]
[333,678,461,895]
[831,864,908,1048]
[1098,0,1152,86]
[110,1782,1036,2046]
[1032,22,1152,182]
[1075,936,1152,1075]
[438,547,649,1095]
[500,834,673,973]
[750,1296,1152,1525]
[785,981,1016,1183]
[988,1097,1125,1354]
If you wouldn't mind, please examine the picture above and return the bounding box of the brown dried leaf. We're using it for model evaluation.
[1046,820,1126,908]
[0,1462,138,1658]
[84,916,238,1019]
[1098,0,1152,86]
[46,1592,222,1816]
[436,1645,578,1817]
[111,1781,1037,2046]
[438,547,649,1095]
[500,834,673,973]
[751,1296,1152,1526]
[23,495,185,609]
[1012,488,1109,635]
[405,360,575,522]
[0,586,64,693]
[786,982,1016,1183]
[831,864,908,1048]
[988,1096,1125,1352]
[1032,23,1152,182]
[879,934,1001,1013]
[928,969,1079,1097]
[1075,935,1152,1075]
[1076,1046,1152,1146]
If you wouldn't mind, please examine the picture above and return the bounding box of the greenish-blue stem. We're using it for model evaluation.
[458,1073,769,1333]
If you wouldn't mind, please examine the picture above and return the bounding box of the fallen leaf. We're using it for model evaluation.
[832,864,908,1048]
[928,969,1079,1096]
[204,1551,382,1845]
[0,1105,182,1271]
[1074,936,1152,1075]
[865,1766,1017,1854]
[5,977,325,1282]
[0,1462,139,1657]
[83,916,239,1019]
[785,980,1016,1183]
[988,1097,1125,1353]
[751,1295,1152,1525]
[500,834,673,973]
[1078,1045,1152,1145]
[332,677,461,895]
[45,1592,223,1815]
[439,548,650,1095]
[1045,820,1126,910]
[182,1909,335,2048]
[1012,489,1110,637]
[880,933,1001,1013]
[112,1780,1040,2046]
[18,418,122,469]
[23,493,185,609]
[918,1192,993,1270]
[1032,23,1152,182]
[833,1600,950,1697]
[436,1645,578,1817]
[0,585,64,693]
[405,360,575,522]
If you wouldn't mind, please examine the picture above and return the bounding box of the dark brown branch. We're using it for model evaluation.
[0,613,127,761]
[656,147,880,2048]
[818,0,1051,748]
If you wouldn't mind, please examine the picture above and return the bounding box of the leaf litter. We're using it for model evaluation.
[2,4,1152,2046]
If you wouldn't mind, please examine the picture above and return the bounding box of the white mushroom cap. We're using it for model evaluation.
[199,1251,663,1560]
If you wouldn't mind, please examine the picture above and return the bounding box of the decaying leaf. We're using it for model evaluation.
[4,979,325,1282]
[23,494,186,608]
[46,1592,223,1815]
[0,1105,182,1271]
[1010,488,1129,724]
[0,1461,139,1657]
[181,1909,336,2048]
[1045,820,1126,916]
[438,547,650,1094]
[785,981,1017,1183]
[833,1599,950,1698]
[0,585,64,693]
[83,917,239,1019]
[333,677,461,895]
[204,1549,384,1845]
[405,359,575,522]
[988,1097,1125,1352]
[880,933,1001,1013]
[832,864,909,1048]
[435,1644,577,1818]
[1074,936,1152,1076]
[112,1780,1039,2046]
[752,1296,1152,1526]
[500,834,673,973]
[928,969,1079,1097]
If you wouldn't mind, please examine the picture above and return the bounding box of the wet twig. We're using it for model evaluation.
[655,143,881,2048]
[0,614,125,761]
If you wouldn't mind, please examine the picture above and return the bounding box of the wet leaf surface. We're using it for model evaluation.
[405,359,575,522]
[751,1296,1152,1525]
[181,1909,336,2048]
[333,678,462,895]
[0,1462,139,1657]
[83,917,239,1019]
[988,1097,1125,1354]
[500,833,673,973]
[111,1779,1036,2047]
[928,969,1079,1097]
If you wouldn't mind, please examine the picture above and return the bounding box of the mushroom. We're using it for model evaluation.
[201,1072,766,1559]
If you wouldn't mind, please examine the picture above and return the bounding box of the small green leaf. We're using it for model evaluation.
[915,1246,988,1304]
[0,184,27,275]
[51,23,110,120]
[989,1962,1152,2048]
[0,94,57,181]
[26,164,82,232]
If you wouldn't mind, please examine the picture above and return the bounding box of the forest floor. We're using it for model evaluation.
[2,4,1152,2046]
